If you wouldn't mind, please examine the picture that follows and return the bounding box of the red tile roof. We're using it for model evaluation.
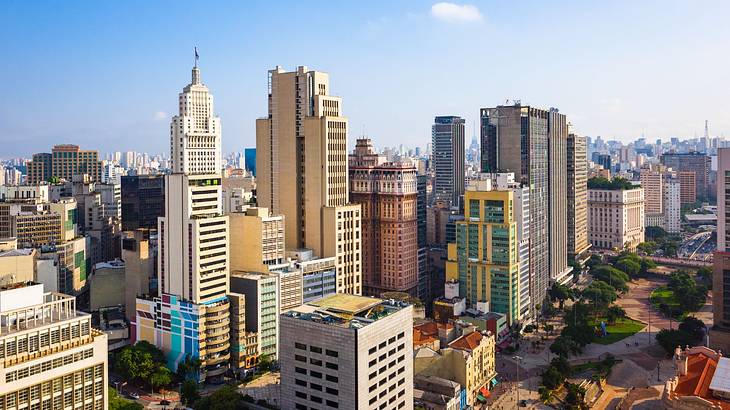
[449,331,483,351]
[673,351,730,409]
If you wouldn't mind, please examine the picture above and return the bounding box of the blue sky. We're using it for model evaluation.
[2,1,729,157]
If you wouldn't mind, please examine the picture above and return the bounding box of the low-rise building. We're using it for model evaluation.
[414,374,465,410]
[0,282,108,410]
[662,346,730,409]
[280,293,414,410]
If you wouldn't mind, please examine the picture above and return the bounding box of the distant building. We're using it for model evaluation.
[588,185,645,251]
[280,294,414,410]
[661,152,711,201]
[244,148,256,176]
[0,282,108,410]
[432,116,465,208]
[121,175,165,231]
[678,171,697,204]
[26,144,102,184]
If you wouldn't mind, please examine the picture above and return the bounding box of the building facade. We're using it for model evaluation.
[120,175,165,231]
[0,282,108,410]
[229,273,279,360]
[567,133,590,264]
[256,66,362,295]
[711,148,730,353]
[587,187,645,251]
[350,139,418,296]
[279,294,414,410]
[661,152,711,201]
[26,145,102,184]
[229,207,285,273]
[432,116,465,208]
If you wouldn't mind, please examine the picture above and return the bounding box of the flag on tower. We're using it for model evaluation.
[194,47,199,66]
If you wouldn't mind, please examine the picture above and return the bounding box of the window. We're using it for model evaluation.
[310,358,323,366]
[295,342,307,350]
[326,400,339,408]
[325,349,338,358]
[295,391,306,399]
[326,374,338,383]
[311,371,322,379]
[295,367,307,375]
[295,355,306,363]
[326,362,338,370]
[310,346,322,354]
[310,383,322,391]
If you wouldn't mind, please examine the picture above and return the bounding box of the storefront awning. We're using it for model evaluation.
[480,387,491,398]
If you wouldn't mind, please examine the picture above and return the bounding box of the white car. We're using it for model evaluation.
[129,392,140,400]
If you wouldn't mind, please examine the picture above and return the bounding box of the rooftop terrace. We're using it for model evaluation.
[285,293,409,329]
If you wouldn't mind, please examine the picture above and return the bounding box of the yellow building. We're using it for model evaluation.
[229,207,285,273]
[414,330,496,406]
[446,181,520,323]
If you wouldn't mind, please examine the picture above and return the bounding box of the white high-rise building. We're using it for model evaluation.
[170,65,221,175]
[663,176,681,234]
[136,58,232,381]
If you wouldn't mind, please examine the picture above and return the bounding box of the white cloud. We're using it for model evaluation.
[430,2,483,23]
[153,111,168,120]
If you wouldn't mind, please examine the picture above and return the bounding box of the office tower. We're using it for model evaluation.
[663,175,681,233]
[0,186,77,248]
[480,104,550,310]
[280,294,414,410]
[0,282,108,410]
[229,207,285,273]
[711,148,730,352]
[416,174,430,305]
[349,138,418,296]
[678,171,698,204]
[244,148,257,176]
[587,185,645,251]
[567,134,590,265]
[256,66,362,295]
[547,110,572,285]
[229,273,279,360]
[445,176,521,324]
[68,175,121,264]
[26,145,102,184]
[661,152,711,201]
[640,168,663,217]
[121,175,165,231]
[26,153,52,183]
[222,175,255,213]
[136,61,233,381]
[432,116,465,208]
[596,154,612,171]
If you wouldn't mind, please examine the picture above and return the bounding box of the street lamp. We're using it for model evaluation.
[513,355,523,406]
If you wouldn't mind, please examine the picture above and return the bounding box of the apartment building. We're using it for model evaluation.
[229,273,279,360]
[0,282,108,410]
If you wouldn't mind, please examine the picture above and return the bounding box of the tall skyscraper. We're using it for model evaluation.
[547,110,572,285]
[480,104,550,308]
[711,148,730,352]
[567,134,590,264]
[431,116,465,208]
[136,60,232,381]
[256,66,362,295]
[244,148,256,176]
[349,138,418,296]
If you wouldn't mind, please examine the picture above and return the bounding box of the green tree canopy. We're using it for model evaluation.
[588,176,636,190]
[581,280,618,308]
[180,380,200,406]
[109,389,143,410]
[193,385,248,410]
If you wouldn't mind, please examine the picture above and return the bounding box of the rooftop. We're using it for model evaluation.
[0,248,35,258]
[285,293,409,329]
[670,348,730,409]
[448,331,492,351]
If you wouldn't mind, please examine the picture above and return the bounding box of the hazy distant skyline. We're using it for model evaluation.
[2,1,729,157]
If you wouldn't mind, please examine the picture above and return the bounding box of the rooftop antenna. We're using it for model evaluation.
[194,46,199,68]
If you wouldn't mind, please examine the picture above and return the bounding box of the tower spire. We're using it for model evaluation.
[192,47,201,85]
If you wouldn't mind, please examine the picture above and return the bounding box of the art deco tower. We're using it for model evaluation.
[136,58,231,381]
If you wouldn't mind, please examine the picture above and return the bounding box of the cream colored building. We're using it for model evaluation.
[0,240,37,286]
[588,186,645,251]
[414,330,496,406]
[0,282,108,410]
[567,134,590,263]
[229,207,285,273]
[256,66,362,295]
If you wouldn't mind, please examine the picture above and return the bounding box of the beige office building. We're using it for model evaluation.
[567,134,590,263]
[256,66,362,295]
[229,207,285,273]
[0,282,108,410]
[588,187,645,251]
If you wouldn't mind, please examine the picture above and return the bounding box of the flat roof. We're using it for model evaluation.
[309,293,382,315]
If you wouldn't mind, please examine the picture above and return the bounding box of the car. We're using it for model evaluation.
[128,392,140,400]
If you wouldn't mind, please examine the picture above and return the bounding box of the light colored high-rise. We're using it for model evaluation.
[663,175,681,234]
[547,110,572,285]
[588,186,645,251]
[567,134,590,264]
[431,116,465,208]
[0,282,108,410]
[229,207,285,273]
[136,60,232,381]
[256,66,362,295]
[349,138,418,296]
[279,294,414,410]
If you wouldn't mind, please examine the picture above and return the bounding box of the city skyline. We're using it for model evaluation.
[3,1,730,157]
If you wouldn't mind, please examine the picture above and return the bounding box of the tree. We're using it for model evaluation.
[645,226,667,241]
[109,389,144,410]
[193,385,248,410]
[176,355,202,381]
[581,281,618,310]
[606,305,627,325]
[697,266,712,289]
[564,382,589,409]
[538,386,553,403]
[541,365,566,390]
[637,241,658,255]
[258,353,272,372]
[587,176,635,190]
[591,266,629,292]
[616,258,641,278]
[678,316,706,342]
[550,356,571,376]
[550,283,574,309]
[656,329,697,355]
[148,366,172,393]
[115,345,157,382]
[180,380,200,406]
[550,336,582,358]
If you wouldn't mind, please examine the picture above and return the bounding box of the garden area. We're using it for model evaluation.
[587,317,645,345]
[649,271,708,320]
[539,354,618,407]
